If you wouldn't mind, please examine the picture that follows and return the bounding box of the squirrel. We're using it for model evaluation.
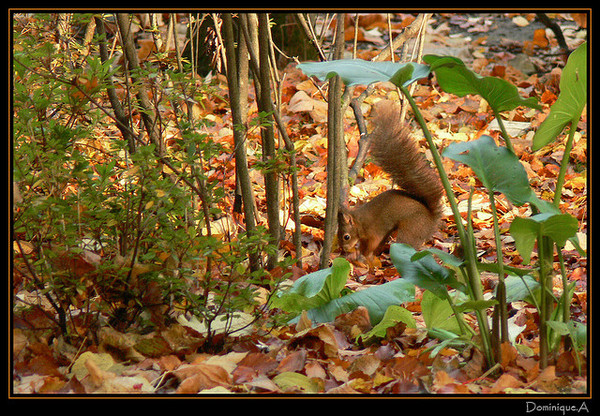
[338,101,444,265]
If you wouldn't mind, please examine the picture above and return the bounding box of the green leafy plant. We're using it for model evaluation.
[272,257,415,326]
[12,14,288,349]
[296,42,587,369]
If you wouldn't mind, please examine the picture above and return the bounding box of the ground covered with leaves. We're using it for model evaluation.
[11,303,588,394]
[12,12,587,396]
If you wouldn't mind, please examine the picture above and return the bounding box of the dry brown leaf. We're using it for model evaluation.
[490,373,523,393]
[348,354,380,377]
[157,354,182,372]
[325,382,361,394]
[290,324,348,358]
[500,342,518,369]
[276,349,307,373]
[295,310,312,332]
[334,306,372,338]
[433,370,456,387]
[85,358,114,388]
[304,361,327,380]
[174,363,231,394]
[236,352,278,376]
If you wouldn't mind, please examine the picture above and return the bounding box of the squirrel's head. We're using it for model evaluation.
[337,207,359,255]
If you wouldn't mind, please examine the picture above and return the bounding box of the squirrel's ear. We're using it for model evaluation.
[338,207,354,225]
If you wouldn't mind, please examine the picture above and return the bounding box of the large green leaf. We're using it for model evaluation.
[443,135,534,206]
[389,244,466,299]
[421,290,462,336]
[546,320,587,352]
[297,59,430,87]
[509,212,579,263]
[272,257,415,326]
[504,274,540,304]
[424,55,541,113]
[271,257,350,314]
[301,277,415,325]
[532,42,587,151]
[361,305,416,341]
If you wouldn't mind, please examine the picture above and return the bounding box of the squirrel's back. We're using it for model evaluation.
[369,101,443,220]
[337,101,444,264]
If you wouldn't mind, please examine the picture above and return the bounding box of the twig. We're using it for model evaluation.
[373,13,432,62]
[295,13,327,61]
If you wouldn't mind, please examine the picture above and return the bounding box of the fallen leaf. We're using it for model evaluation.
[304,360,327,380]
[490,373,523,393]
[134,335,173,358]
[98,327,145,362]
[348,354,380,377]
[325,382,361,394]
[70,351,115,381]
[100,375,155,393]
[500,342,518,369]
[348,376,373,393]
[334,306,372,338]
[174,363,232,394]
[205,351,248,375]
[38,376,67,393]
[290,323,349,358]
[276,349,307,373]
[157,355,182,372]
[533,28,549,48]
[435,370,455,387]
[512,16,530,27]
[295,310,312,332]
[85,358,115,389]
[272,371,322,393]
[462,348,486,380]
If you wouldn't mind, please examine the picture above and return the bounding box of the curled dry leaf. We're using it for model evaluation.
[174,363,232,394]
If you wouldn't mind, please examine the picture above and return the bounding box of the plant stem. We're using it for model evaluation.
[400,85,494,367]
[493,111,515,154]
[538,232,554,368]
[488,190,509,344]
[445,292,475,337]
[553,121,577,207]
[557,246,572,350]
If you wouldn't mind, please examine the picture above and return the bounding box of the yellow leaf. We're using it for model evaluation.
[70,351,115,380]
[272,372,322,393]
[373,372,394,387]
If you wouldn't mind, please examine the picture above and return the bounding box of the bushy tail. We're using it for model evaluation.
[369,101,443,219]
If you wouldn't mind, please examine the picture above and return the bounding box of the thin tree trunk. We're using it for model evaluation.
[319,13,345,269]
[95,16,136,155]
[115,13,162,154]
[257,13,281,269]
[222,13,259,271]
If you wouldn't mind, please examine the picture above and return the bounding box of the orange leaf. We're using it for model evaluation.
[571,13,587,29]
[536,365,556,383]
[344,26,367,42]
[490,373,522,393]
[433,370,455,387]
[500,342,518,369]
[157,354,182,372]
[533,28,549,48]
[357,13,386,30]
[541,89,558,104]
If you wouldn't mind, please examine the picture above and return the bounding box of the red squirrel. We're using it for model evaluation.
[338,101,443,265]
